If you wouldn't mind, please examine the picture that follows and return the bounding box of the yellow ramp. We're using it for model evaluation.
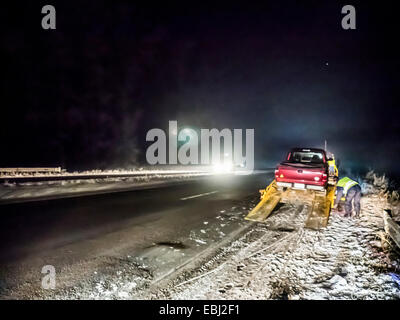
[305,186,336,230]
[245,180,282,222]
[246,180,336,229]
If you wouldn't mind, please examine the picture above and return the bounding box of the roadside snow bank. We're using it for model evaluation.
[0,172,211,202]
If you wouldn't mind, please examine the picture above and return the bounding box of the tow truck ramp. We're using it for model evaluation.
[245,180,336,230]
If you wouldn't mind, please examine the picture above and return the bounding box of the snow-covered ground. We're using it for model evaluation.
[152,172,400,300]
[2,170,398,300]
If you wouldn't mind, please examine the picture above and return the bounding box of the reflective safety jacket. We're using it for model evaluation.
[337,177,359,195]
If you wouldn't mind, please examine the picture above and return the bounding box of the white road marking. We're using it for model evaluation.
[180,190,219,201]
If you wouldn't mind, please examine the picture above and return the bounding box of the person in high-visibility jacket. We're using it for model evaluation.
[334,177,361,217]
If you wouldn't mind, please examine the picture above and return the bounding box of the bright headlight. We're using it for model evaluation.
[213,162,233,173]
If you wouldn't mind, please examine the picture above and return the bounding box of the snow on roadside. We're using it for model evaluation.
[168,187,400,300]
[0,172,211,202]
[0,170,269,202]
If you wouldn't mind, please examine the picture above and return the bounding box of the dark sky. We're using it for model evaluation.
[1,1,400,175]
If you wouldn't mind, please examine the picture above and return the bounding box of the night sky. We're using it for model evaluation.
[2,1,399,175]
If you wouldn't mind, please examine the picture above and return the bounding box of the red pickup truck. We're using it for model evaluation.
[275,148,329,191]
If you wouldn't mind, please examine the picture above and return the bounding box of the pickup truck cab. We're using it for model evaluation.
[275,148,328,191]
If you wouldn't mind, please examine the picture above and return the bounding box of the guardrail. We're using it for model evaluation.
[383,210,400,249]
[0,170,213,183]
[0,167,62,175]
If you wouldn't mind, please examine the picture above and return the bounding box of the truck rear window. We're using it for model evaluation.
[287,151,324,164]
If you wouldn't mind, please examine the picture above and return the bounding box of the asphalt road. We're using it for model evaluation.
[0,172,273,297]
